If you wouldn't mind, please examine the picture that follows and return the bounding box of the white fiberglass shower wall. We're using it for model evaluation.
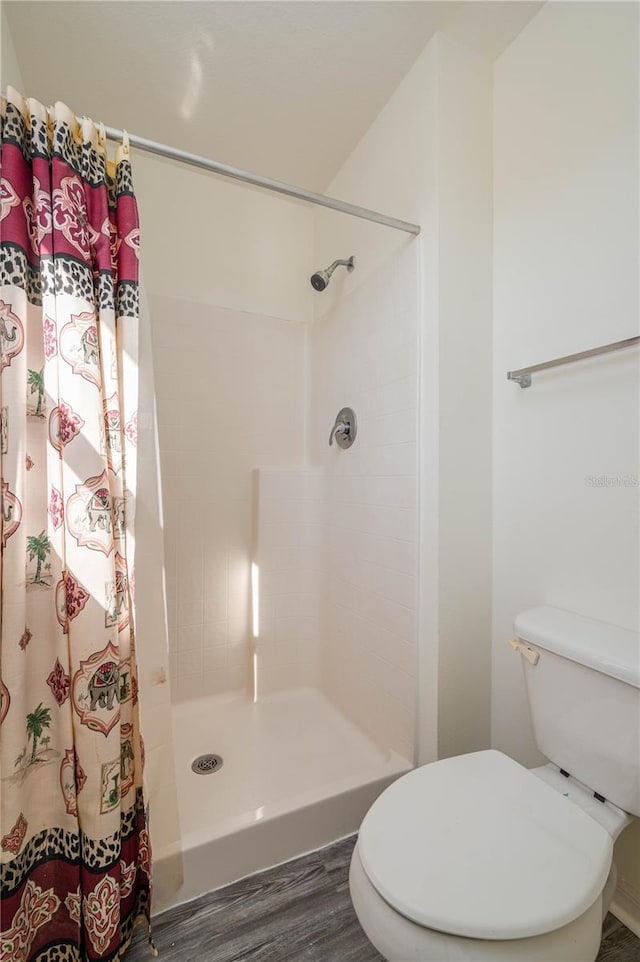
[134,157,313,703]
[312,30,493,772]
[309,248,420,761]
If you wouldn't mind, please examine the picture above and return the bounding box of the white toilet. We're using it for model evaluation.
[350,606,640,962]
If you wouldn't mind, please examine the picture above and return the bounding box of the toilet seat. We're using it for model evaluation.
[357,750,613,941]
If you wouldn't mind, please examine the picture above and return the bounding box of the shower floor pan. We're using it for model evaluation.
[156,686,411,912]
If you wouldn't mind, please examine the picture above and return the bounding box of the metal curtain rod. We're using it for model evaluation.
[507,335,640,388]
[102,125,420,234]
[1,91,420,233]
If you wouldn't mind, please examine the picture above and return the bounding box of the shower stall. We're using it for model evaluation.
[149,225,421,907]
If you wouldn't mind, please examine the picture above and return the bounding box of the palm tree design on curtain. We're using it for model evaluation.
[1,90,151,957]
[26,703,52,764]
[27,531,52,585]
[27,367,46,417]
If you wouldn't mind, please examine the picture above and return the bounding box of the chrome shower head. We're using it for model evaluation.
[310,256,355,292]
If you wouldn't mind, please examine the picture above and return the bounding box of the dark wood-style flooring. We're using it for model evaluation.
[126,836,640,962]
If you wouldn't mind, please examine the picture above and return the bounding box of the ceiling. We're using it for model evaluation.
[4,1,543,191]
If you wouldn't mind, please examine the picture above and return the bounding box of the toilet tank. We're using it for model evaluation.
[514,606,640,817]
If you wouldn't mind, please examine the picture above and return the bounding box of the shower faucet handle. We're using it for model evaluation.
[329,408,357,449]
[329,421,349,446]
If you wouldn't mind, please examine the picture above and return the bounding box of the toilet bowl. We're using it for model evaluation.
[350,837,604,962]
[349,749,631,962]
[349,604,640,962]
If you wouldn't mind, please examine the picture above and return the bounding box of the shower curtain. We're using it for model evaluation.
[0,88,151,960]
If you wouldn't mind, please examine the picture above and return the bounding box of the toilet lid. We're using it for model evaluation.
[358,750,613,941]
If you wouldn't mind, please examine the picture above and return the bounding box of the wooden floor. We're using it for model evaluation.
[126,836,640,962]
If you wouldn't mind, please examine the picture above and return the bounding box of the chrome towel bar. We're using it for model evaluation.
[507,335,640,388]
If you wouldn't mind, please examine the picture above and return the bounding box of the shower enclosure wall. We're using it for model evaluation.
[148,208,419,904]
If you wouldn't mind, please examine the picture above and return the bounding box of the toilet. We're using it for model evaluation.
[349,606,640,962]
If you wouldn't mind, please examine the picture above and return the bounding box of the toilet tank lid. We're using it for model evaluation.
[514,606,640,689]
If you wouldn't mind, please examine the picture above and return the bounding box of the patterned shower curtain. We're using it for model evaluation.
[0,89,151,960]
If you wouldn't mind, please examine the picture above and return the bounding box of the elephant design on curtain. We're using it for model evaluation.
[0,88,152,961]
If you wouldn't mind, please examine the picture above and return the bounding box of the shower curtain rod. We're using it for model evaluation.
[101,124,421,235]
[0,89,420,234]
[2,91,420,233]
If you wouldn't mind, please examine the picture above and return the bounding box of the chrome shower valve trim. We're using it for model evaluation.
[329,407,357,449]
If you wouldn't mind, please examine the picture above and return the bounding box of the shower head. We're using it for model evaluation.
[310,256,356,292]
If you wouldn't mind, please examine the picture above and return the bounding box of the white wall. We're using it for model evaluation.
[310,247,419,761]
[133,153,314,323]
[1,3,25,93]
[312,32,493,765]
[312,42,430,765]
[493,0,640,914]
[151,294,307,702]
[131,146,316,705]
[434,36,493,761]
[255,466,324,693]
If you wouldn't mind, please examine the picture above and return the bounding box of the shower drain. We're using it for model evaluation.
[191,753,224,775]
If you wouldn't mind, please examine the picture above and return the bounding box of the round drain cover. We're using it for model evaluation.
[191,753,223,775]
